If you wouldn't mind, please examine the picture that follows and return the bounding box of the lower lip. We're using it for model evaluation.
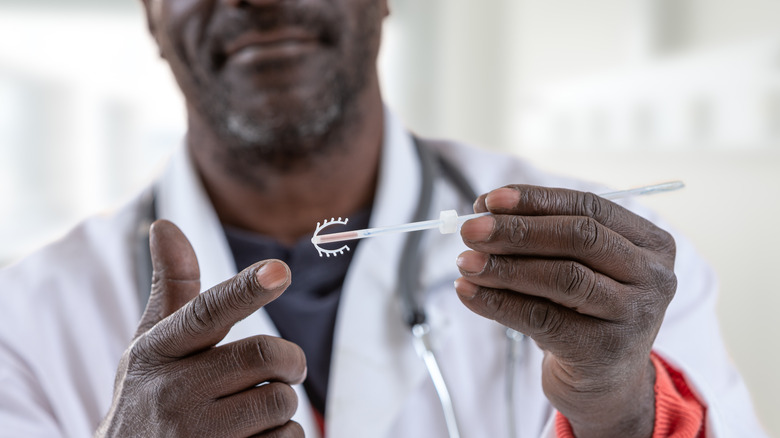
[227,40,319,66]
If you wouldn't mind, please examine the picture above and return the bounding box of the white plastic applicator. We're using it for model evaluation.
[311,180,684,257]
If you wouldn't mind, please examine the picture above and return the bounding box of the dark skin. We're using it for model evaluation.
[455,186,676,437]
[96,221,307,436]
[148,0,387,244]
[97,0,677,436]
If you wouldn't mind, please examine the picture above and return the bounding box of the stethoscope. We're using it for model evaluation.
[133,136,526,438]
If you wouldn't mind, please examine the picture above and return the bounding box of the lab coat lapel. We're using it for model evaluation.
[156,145,237,292]
[155,146,283,345]
[154,145,320,437]
[326,112,430,437]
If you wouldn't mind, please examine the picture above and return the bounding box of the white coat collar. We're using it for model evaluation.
[325,109,433,437]
[156,145,237,291]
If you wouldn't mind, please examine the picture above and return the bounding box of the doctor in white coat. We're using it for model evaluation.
[0,0,767,437]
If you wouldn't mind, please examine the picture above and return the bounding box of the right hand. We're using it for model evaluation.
[95,220,306,437]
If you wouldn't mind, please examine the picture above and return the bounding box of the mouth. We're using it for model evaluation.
[224,27,321,65]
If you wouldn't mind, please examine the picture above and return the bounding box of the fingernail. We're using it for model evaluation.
[486,187,520,211]
[256,261,289,290]
[454,277,479,300]
[456,251,489,275]
[460,216,494,242]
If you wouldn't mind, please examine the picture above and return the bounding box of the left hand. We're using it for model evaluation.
[454,184,677,438]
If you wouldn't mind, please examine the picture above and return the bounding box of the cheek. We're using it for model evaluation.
[155,1,213,75]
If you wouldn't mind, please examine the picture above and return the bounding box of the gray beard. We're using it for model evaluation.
[223,98,341,153]
[195,70,361,187]
[205,80,355,181]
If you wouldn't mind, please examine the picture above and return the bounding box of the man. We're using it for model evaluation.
[0,0,766,437]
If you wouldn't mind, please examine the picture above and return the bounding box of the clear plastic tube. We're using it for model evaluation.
[311,180,684,257]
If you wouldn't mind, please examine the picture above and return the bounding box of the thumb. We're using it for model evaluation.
[134,219,201,338]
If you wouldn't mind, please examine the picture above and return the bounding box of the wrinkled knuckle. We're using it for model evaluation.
[559,262,585,296]
[125,338,150,368]
[536,188,557,211]
[482,290,511,320]
[234,274,259,306]
[222,275,258,312]
[491,256,519,282]
[574,217,601,254]
[517,186,536,210]
[559,263,596,305]
[128,333,172,367]
[483,254,500,276]
[264,383,298,420]
[525,301,561,336]
[253,336,277,366]
[581,192,604,218]
[187,295,220,334]
[503,216,529,246]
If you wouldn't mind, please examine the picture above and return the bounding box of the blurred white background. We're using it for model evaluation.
[1,0,778,434]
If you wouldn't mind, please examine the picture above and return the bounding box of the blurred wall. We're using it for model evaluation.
[383,1,780,435]
[1,0,778,435]
[0,2,185,263]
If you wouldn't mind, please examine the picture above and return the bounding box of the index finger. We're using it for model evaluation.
[137,259,290,361]
[478,185,672,250]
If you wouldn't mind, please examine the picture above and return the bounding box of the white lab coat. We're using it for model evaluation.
[0,110,766,437]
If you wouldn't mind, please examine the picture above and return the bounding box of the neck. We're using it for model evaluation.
[188,83,384,246]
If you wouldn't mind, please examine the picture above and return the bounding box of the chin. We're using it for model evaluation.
[221,99,342,150]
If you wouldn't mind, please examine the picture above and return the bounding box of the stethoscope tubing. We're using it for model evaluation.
[404,137,524,438]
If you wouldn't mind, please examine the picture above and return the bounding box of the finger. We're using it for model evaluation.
[249,421,305,438]
[483,185,674,251]
[461,214,660,282]
[210,382,298,437]
[138,259,291,361]
[456,251,626,319]
[473,193,488,214]
[454,280,606,358]
[135,220,201,338]
[181,335,307,398]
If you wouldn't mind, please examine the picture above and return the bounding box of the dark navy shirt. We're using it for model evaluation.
[223,209,370,416]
